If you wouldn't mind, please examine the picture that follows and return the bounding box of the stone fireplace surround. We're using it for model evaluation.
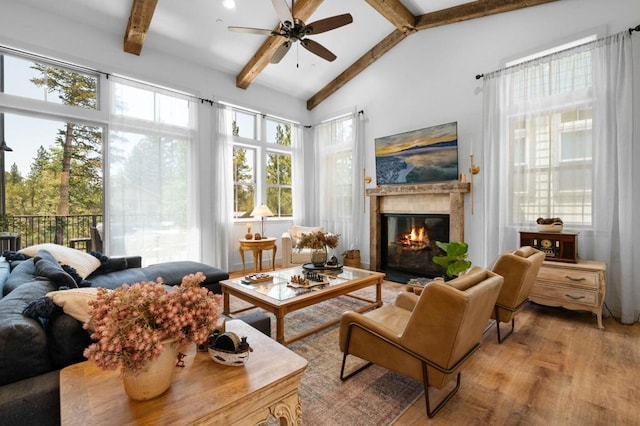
[366,182,471,272]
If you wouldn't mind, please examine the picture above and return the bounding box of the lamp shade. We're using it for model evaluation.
[250,204,274,218]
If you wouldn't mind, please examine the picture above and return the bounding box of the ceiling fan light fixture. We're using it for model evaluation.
[222,0,235,10]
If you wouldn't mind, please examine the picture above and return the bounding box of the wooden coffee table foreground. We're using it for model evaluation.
[221,266,385,345]
[60,320,307,425]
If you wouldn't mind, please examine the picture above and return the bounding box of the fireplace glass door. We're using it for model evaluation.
[381,214,449,283]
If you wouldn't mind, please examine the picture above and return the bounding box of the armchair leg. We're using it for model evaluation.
[423,362,461,418]
[494,305,516,343]
[340,325,373,380]
[340,353,373,380]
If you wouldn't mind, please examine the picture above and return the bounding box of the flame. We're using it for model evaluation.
[397,226,429,249]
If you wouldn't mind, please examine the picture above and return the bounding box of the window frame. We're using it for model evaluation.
[229,107,295,221]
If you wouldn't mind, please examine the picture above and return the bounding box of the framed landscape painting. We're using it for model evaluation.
[375,121,459,185]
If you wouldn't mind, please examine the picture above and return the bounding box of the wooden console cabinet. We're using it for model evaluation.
[529,260,606,329]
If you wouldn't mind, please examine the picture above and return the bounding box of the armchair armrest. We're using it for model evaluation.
[395,291,419,311]
[281,231,294,268]
[339,310,402,351]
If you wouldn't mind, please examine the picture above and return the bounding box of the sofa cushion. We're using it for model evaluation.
[3,259,36,296]
[142,261,229,289]
[47,312,92,369]
[0,280,56,386]
[85,268,148,290]
[19,244,101,279]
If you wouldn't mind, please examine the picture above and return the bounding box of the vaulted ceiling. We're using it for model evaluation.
[25,0,561,110]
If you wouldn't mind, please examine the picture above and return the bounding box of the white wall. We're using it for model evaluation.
[309,0,639,267]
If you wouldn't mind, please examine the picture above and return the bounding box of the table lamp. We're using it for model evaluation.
[250,204,274,237]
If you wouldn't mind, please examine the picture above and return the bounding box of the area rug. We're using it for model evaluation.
[235,285,425,426]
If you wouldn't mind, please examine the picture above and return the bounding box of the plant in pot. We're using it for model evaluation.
[432,241,472,278]
[83,272,222,400]
[296,231,340,267]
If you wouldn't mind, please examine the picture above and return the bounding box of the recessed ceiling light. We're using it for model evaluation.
[222,0,235,9]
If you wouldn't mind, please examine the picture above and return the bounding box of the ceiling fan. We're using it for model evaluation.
[228,0,353,64]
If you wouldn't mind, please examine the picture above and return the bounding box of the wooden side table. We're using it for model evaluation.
[529,259,607,329]
[60,320,308,425]
[239,237,277,273]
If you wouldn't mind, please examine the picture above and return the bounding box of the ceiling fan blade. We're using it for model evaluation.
[306,13,353,35]
[271,41,291,64]
[271,0,293,26]
[228,26,276,36]
[301,39,337,62]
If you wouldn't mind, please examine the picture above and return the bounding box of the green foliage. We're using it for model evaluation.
[432,241,471,277]
[5,63,102,217]
[233,122,292,217]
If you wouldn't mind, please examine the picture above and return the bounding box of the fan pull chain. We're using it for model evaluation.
[296,42,299,68]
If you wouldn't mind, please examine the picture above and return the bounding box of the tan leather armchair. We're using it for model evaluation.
[490,246,545,343]
[339,267,503,417]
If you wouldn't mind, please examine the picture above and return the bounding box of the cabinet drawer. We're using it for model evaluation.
[530,282,598,307]
[537,267,599,289]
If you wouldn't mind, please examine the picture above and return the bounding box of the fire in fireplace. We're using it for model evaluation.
[381,213,450,283]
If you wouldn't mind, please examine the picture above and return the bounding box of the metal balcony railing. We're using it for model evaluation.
[1,214,102,251]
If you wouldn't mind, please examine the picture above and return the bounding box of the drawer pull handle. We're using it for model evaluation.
[565,275,586,282]
[565,294,585,300]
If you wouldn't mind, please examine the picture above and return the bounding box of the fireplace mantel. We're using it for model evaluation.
[366,182,471,272]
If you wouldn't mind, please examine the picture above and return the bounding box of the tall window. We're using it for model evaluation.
[229,107,295,219]
[108,77,197,262]
[0,50,104,247]
[507,46,594,227]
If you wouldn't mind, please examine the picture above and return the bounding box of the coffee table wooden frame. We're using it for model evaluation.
[60,320,307,425]
[221,266,385,345]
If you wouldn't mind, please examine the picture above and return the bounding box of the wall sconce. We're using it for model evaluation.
[469,154,480,215]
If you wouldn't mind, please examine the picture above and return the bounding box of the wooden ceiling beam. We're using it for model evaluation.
[364,0,416,33]
[235,0,325,90]
[307,29,408,110]
[306,0,561,109]
[123,0,158,56]
[414,0,560,30]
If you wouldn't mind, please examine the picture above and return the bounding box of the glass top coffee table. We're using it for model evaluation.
[221,266,385,344]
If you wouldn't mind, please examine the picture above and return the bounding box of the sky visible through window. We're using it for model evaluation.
[3,55,72,176]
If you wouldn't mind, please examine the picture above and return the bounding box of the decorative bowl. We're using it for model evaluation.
[536,223,563,233]
[208,347,250,366]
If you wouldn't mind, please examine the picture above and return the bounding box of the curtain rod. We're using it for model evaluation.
[475,25,638,80]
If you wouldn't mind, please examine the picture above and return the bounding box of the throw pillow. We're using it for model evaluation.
[19,243,101,279]
[34,257,78,289]
[290,225,323,240]
[46,287,101,324]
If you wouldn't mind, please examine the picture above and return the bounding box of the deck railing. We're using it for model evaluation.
[2,214,102,250]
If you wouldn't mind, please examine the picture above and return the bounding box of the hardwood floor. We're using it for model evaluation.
[228,268,640,425]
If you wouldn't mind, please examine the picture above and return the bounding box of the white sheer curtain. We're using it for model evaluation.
[291,123,307,224]
[208,103,234,270]
[107,76,198,264]
[482,31,638,322]
[312,110,364,255]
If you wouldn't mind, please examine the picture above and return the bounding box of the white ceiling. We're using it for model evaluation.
[18,0,471,100]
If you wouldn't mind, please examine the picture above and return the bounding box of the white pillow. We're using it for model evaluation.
[47,287,102,324]
[290,225,323,239]
[19,243,101,279]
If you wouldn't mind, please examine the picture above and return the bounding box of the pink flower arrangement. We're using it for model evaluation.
[83,272,221,375]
